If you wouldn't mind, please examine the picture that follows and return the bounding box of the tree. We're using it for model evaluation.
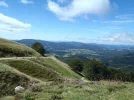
[69,58,83,72]
[83,59,107,81]
[32,42,45,56]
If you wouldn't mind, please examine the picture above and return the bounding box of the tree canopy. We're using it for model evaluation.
[83,59,107,81]
[69,58,83,72]
[83,59,134,82]
[32,42,45,56]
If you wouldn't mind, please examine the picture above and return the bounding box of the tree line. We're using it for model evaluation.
[68,58,134,82]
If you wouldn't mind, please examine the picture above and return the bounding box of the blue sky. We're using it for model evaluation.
[0,0,134,44]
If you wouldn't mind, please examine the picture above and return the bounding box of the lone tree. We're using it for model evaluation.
[32,42,45,56]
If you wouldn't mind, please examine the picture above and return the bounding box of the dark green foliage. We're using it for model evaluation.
[69,58,83,72]
[0,71,30,97]
[0,60,60,81]
[83,59,107,81]
[32,42,45,56]
[83,59,134,82]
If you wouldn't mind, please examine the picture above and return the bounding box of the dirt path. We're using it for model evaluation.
[0,57,51,60]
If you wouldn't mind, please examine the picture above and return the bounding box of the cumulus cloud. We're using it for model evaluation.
[0,13,31,33]
[97,33,134,44]
[47,0,112,22]
[0,1,8,7]
[21,0,34,4]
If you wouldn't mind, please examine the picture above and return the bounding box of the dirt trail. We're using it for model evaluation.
[0,57,51,60]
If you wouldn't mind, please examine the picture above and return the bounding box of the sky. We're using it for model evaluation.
[0,0,134,45]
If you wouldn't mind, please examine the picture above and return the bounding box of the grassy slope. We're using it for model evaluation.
[2,80,134,100]
[0,57,80,80]
[0,63,31,97]
[30,57,80,79]
[0,57,81,98]
[0,59,60,81]
[0,38,40,57]
[25,81,134,100]
[1,59,134,100]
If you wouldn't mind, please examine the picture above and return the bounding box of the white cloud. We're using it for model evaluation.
[0,1,8,7]
[0,13,31,33]
[21,0,34,4]
[97,33,134,44]
[47,0,112,22]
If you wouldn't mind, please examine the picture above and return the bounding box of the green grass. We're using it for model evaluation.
[0,38,40,57]
[0,57,81,98]
[0,63,14,71]
[11,81,134,100]
[30,57,80,79]
[0,59,60,81]
[0,71,30,97]
[0,96,14,100]
[0,58,134,100]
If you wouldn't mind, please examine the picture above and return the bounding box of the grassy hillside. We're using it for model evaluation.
[1,80,134,100]
[30,81,134,100]
[0,63,30,97]
[0,38,40,57]
[29,57,80,78]
[0,57,81,98]
[1,58,134,100]
[0,57,80,79]
[0,59,61,81]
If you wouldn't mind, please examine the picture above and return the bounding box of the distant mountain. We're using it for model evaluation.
[15,39,134,56]
[14,39,134,51]
[15,39,102,52]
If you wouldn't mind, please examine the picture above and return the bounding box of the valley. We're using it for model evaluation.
[15,39,134,72]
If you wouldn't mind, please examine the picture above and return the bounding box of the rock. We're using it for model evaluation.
[15,86,25,93]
